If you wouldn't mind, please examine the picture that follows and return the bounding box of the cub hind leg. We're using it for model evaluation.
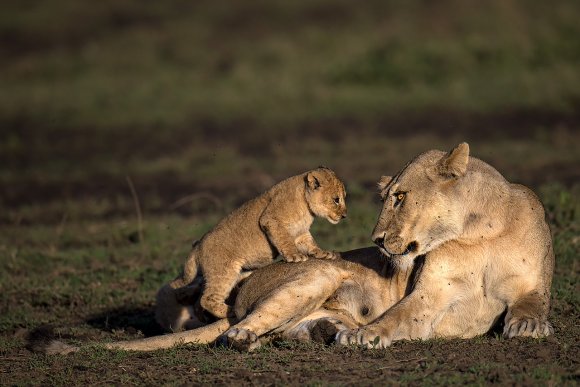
[200,261,244,319]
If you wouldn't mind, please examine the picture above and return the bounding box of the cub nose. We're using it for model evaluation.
[341,212,347,219]
[373,234,385,247]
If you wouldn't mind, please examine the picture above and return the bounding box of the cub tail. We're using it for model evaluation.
[182,241,200,283]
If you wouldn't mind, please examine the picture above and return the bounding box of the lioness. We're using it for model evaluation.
[35,143,554,353]
[335,142,554,347]
[156,166,347,329]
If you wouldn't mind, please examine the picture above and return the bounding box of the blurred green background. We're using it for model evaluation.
[1,0,579,225]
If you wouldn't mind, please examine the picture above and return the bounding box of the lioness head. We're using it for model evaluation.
[304,167,347,224]
[372,143,471,268]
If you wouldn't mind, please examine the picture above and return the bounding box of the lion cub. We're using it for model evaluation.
[161,167,347,323]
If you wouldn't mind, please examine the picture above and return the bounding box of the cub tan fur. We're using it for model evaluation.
[156,166,347,329]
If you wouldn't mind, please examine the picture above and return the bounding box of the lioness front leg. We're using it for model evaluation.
[504,290,553,338]
[336,279,453,348]
[219,265,349,351]
[295,233,339,260]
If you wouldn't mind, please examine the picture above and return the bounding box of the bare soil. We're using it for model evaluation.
[1,112,578,385]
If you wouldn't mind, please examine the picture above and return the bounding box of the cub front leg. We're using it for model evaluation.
[504,290,553,338]
[295,233,339,260]
[259,216,309,262]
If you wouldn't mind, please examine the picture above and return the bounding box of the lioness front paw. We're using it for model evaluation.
[217,328,261,352]
[335,327,391,349]
[284,252,309,263]
[310,249,339,260]
[503,317,554,338]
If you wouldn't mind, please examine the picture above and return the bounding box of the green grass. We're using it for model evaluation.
[0,184,578,384]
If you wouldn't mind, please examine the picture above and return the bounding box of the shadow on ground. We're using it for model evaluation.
[87,306,163,338]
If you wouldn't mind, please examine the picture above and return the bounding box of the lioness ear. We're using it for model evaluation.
[437,142,469,178]
[377,175,393,192]
[305,172,321,190]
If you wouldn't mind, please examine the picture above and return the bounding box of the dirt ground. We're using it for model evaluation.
[1,112,579,385]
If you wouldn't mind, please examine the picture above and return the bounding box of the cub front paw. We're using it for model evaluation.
[284,252,309,263]
[503,317,554,338]
[335,327,391,348]
[217,328,261,352]
[310,249,339,260]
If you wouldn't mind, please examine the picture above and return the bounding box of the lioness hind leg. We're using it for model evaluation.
[219,265,348,351]
[156,281,199,332]
[504,290,553,338]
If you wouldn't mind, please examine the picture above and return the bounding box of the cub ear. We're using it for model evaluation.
[377,175,393,192]
[305,171,321,190]
[437,142,470,178]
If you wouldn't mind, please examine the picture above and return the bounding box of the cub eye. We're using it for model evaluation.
[393,192,406,206]
[333,197,340,205]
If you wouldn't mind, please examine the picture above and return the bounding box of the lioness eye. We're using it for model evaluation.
[394,192,406,206]
[333,197,340,204]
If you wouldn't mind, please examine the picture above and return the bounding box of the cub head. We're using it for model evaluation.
[372,143,470,268]
[304,166,347,224]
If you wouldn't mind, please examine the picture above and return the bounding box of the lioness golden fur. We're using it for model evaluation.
[156,166,347,329]
[35,143,554,353]
[333,142,554,347]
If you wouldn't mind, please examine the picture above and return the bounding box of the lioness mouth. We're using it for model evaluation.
[381,241,418,257]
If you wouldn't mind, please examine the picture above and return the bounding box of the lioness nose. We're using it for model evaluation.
[341,213,347,219]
